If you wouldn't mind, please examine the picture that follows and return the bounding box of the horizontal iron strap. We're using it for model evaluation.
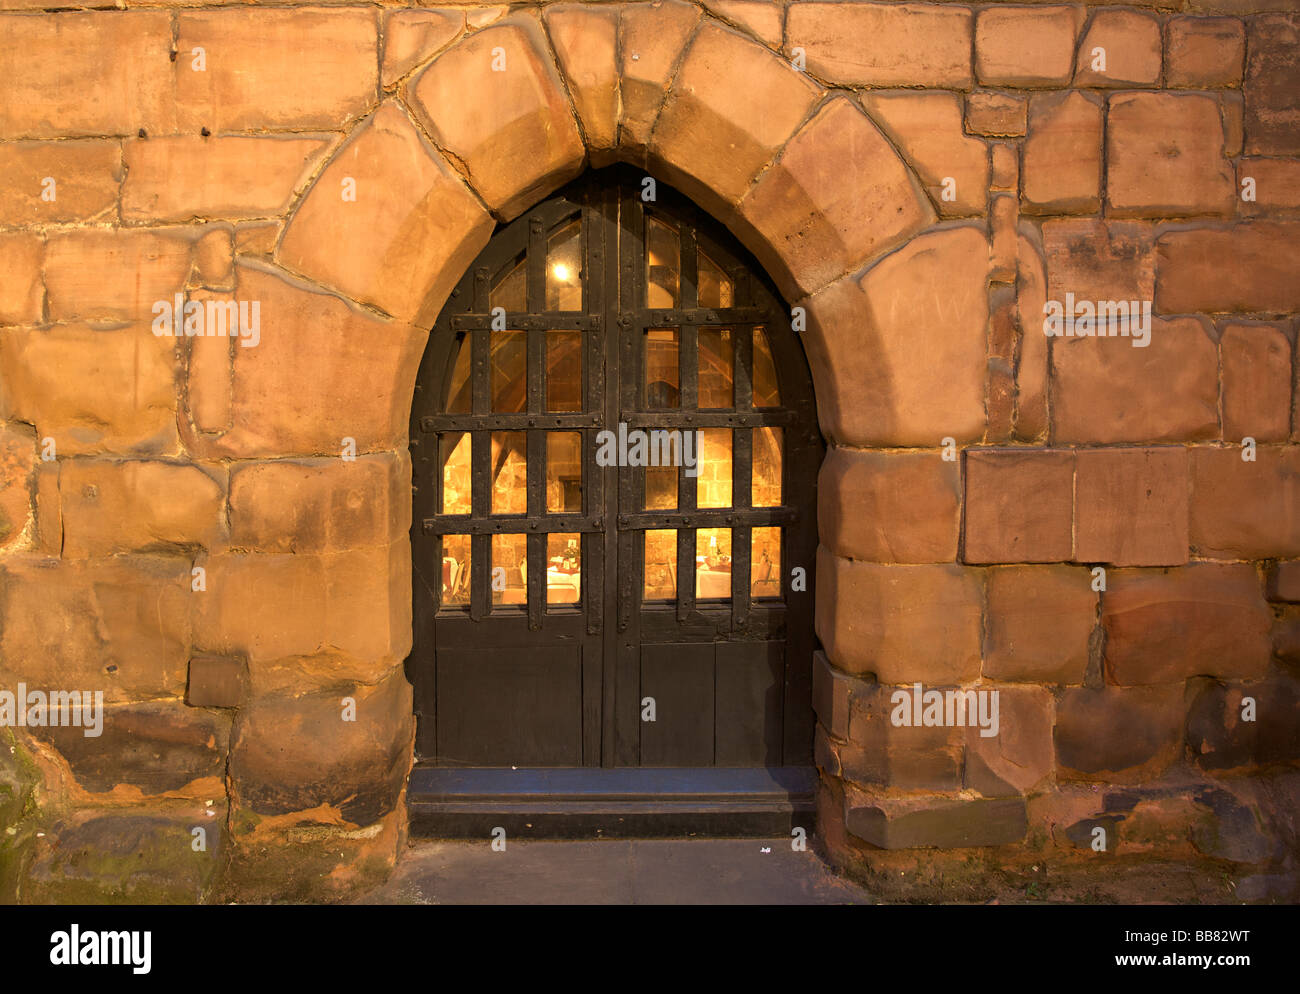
[616,507,798,529]
[420,413,603,432]
[449,314,602,331]
[620,410,795,429]
[423,515,603,535]
[632,307,768,324]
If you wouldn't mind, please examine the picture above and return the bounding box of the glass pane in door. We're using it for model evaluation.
[546,220,582,311]
[646,216,679,308]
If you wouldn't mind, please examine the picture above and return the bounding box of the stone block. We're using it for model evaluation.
[1074,448,1189,567]
[963,449,1074,564]
[1102,564,1272,685]
[817,447,960,564]
[984,565,1096,684]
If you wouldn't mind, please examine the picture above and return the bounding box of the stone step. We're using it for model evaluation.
[408,766,818,839]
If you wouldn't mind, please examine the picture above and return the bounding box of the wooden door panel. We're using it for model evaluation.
[715,641,784,766]
[638,643,714,766]
[436,647,582,766]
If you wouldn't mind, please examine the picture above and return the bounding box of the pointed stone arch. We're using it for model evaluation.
[234,2,993,892]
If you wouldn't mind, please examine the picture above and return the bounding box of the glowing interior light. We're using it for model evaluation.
[552,263,571,282]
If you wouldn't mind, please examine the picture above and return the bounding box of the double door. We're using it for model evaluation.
[408,167,820,773]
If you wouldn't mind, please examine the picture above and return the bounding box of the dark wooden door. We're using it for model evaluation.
[407,167,821,775]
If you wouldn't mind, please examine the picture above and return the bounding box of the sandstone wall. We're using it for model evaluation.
[0,0,1297,902]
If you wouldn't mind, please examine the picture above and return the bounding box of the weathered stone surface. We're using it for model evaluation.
[22,807,224,904]
[229,668,412,826]
[544,3,618,154]
[201,265,426,458]
[815,550,982,684]
[0,233,43,326]
[0,322,179,456]
[1052,318,1220,445]
[802,226,989,447]
[1221,324,1292,442]
[45,228,193,323]
[186,655,247,709]
[193,541,410,665]
[812,650,859,740]
[786,2,972,89]
[818,448,960,563]
[219,799,402,903]
[34,463,59,555]
[965,685,1055,795]
[123,136,329,223]
[1022,92,1103,215]
[617,0,701,152]
[965,91,1026,137]
[1042,219,1155,303]
[989,195,1017,285]
[1055,685,1184,782]
[0,423,35,549]
[381,10,463,88]
[1189,446,1300,559]
[1268,562,1300,602]
[278,103,493,325]
[1103,564,1272,685]
[1107,94,1235,218]
[652,21,821,214]
[1073,11,1160,87]
[814,725,842,778]
[186,314,233,435]
[845,788,1028,849]
[408,16,584,218]
[235,222,280,259]
[738,97,932,299]
[1244,13,1300,156]
[1074,448,1189,567]
[0,556,191,703]
[59,460,225,559]
[1156,223,1300,314]
[176,9,378,132]
[1275,609,1300,665]
[0,12,176,138]
[193,231,234,291]
[229,453,409,554]
[963,449,1074,564]
[984,566,1096,684]
[704,0,781,47]
[0,729,39,903]
[860,91,988,217]
[1223,91,1244,157]
[1016,230,1049,442]
[991,144,1018,191]
[844,683,963,791]
[1187,676,1300,773]
[31,701,228,795]
[1239,158,1300,212]
[976,6,1082,87]
[0,141,120,226]
[1190,784,1282,867]
[1167,16,1245,89]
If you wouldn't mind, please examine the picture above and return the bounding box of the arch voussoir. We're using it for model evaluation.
[404,13,586,221]
[277,100,493,327]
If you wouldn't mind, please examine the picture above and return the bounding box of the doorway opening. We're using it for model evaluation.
[405,166,823,835]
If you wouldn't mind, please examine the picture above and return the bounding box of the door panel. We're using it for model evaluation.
[715,641,784,766]
[437,645,583,766]
[639,643,715,767]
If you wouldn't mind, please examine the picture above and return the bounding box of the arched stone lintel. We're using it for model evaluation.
[275,3,971,337]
